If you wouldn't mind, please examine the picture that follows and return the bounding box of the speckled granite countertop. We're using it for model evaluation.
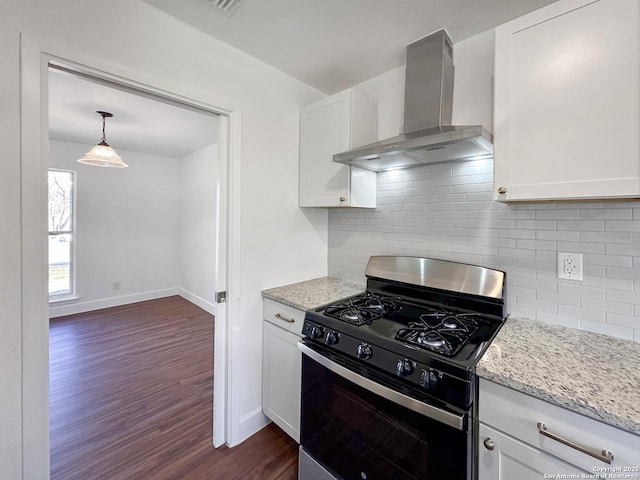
[477,317,640,436]
[262,276,365,312]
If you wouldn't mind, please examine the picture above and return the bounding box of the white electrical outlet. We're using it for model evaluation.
[112,281,120,291]
[557,253,582,280]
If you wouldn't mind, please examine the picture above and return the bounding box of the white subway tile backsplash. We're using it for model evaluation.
[579,319,634,340]
[327,160,640,341]
[516,297,558,314]
[536,230,581,241]
[583,264,606,277]
[583,254,633,267]
[557,283,605,299]
[606,243,640,256]
[556,241,605,253]
[498,247,536,259]
[437,194,467,203]
[497,209,536,220]
[537,291,580,307]
[605,289,640,305]
[582,275,633,290]
[606,312,639,329]
[581,208,632,220]
[581,231,633,243]
[536,312,580,329]
[606,220,640,232]
[466,192,493,202]
[517,278,557,292]
[452,183,492,194]
[558,305,605,323]
[465,174,493,184]
[509,286,537,299]
[516,258,555,272]
[516,220,557,230]
[581,297,634,315]
[482,237,515,248]
[605,266,640,281]
[498,229,536,239]
[557,220,604,231]
[536,209,581,220]
[467,245,499,256]
[483,256,518,269]
[516,239,556,251]
[506,305,537,319]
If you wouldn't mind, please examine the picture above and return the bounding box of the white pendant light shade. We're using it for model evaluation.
[78,111,128,168]
[78,141,127,168]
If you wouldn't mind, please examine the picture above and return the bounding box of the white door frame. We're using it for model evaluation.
[20,33,241,479]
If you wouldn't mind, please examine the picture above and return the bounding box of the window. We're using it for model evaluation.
[48,169,75,298]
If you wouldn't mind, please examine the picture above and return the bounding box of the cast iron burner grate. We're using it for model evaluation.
[395,307,481,356]
[321,292,402,326]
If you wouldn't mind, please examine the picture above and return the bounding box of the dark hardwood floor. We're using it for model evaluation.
[49,295,298,480]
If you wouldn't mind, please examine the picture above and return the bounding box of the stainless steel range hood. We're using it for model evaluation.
[334,29,493,172]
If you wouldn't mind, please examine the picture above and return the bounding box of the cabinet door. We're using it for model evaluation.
[494,0,640,201]
[262,321,301,442]
[299,91,352,207]
[299,89,377,208]
[479,424,588,480]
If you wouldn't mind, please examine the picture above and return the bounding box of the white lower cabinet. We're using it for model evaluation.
[479,423,587,479]
[262,299,304,442]
[479,379,640,479]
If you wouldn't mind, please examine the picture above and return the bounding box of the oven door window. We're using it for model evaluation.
[301,353,468,480]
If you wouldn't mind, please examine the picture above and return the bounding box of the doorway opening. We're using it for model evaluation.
[20,41,236,477]
[45,64,228,476]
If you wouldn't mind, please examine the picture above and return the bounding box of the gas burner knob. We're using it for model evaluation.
[356,343,372,360]
[309,326,324,339]
[420,368,440,389]
[395,359,413,377]
[325,331,339,345]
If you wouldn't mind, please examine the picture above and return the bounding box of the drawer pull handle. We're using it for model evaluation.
[275,313,295,324]
[537,422,613,464]
[483,437,495,451]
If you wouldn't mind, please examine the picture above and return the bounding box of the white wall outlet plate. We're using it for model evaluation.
[557,252,582,281]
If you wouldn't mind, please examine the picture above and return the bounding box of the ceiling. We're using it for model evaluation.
[144,0,559,94]
[48,67,219,158]
[49,1,559,154]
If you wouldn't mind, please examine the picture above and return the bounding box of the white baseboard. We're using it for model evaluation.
[178,288,217,316]
[48,288,180,318]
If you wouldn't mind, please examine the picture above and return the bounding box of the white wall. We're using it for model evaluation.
[328,30,640,342]
[1,1,328,478]
[48,139,181,317]
[179,143,218,312]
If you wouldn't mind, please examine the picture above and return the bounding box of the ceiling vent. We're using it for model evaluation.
[206,0,244,16]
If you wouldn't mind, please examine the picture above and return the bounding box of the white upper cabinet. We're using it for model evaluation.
[493,0,640,202]
[299,89,378,208]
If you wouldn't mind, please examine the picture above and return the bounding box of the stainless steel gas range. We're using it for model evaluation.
[298,256,506,480]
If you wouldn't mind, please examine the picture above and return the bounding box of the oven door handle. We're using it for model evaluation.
[298,342,466,431]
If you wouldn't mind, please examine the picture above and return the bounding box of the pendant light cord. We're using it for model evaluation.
[101,115,107,143]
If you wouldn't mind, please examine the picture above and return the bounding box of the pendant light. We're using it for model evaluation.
[77,111,128,168]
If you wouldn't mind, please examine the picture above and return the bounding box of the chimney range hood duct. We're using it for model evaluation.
[334,29,493,172]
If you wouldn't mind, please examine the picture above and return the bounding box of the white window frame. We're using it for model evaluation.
[48,168,77,302]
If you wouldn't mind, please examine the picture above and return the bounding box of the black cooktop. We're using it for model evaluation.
[306,288,504,376]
